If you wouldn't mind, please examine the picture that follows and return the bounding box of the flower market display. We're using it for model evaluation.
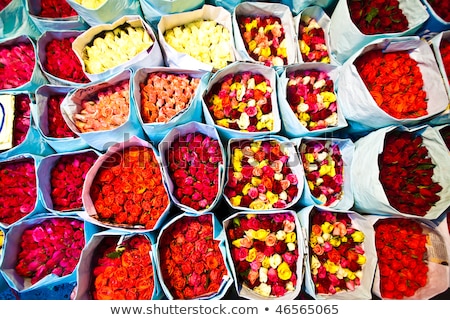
[0,0,450,302]
[225,211,300,298]
[89,234,156,300]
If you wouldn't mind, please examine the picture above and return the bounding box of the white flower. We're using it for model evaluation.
[259,267,268,283]
[237,112,250,130]
[276,230,286,240]
[269,253,282,269]
[287,242,296,251]
[254,283,272,297]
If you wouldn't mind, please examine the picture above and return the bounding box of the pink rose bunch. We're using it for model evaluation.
[166,132,223,211]
[50,151,98,211]
[0,158,37,225]
[14,218,85,285]
[0,39,35,89]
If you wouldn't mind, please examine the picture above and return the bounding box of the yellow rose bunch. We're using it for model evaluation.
[73,0,107,9]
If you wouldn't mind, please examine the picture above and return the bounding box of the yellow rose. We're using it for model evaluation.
[249,199,266,210]
[321,221,334,234]
[230,195,242,206]
[329,237,341,247]
[254,229,270,241]
[351,231,365,243]
[246,247,257,262]
[277,261,292,281]
[310,255,320,275]
[232,238,241,248]
[244,229,256,240]
[266,191,278,205]
[324,260,339,274]
[357,254,366,265]
[285,232,296,243]
[262,256,270,269]
[242,183,253,196]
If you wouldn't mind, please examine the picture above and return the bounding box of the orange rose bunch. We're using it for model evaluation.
[90,146,169,230]
[91,235,155,300]
[354,49,428,119]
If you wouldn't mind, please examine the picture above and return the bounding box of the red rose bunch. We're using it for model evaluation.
[0,0,12,11]
[15,218,85,285]
[286,69,338,131]
[159,215,229,299]
[0,158,37,225]
[204,71,274,132]
[47,94,77,138]
[0,39,35,90]
[298,16,330,63]
[91,235,155,300]
[379,130,442,216]
[225,139,299,210]
[140,72,200,123]
[226,212,299,297]
[440,38,450,83]
[73,80,130,132]
[374,218,429,299]
[427,0,450,22]
[299,140,344,206]
[354,49,428,119]
[309,209,366,295]
[50,151,98,211]
[238,15,288,67]
[39,0,78,18]
[11,94,31,147]
[439,126,450,151]
[90,146,169,230]
[44,37,90,83]
[348,0,409,35]
[166,132,223,211]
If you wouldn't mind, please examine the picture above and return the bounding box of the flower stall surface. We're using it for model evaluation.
[81,136,171,232]
[223,210,304,300]
[158,4,236,72]
[224,136,303,211]
[0,215,86,293]
[298,206,377,300]
[369,215,449,300]
[156,212,232,300]
[75,230,163,300]
[158,121,226,213]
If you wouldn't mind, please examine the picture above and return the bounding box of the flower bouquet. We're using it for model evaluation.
[75,230,163,300]
[232,2,297,67]
[26,0,88,33]
[72,15,162,82]
[0,215,85,292]
[295,137,354,211]
[38,149,99,214]
[339,37,449,132]
[35,85,90,153]
[0,35,47,92]
[81,136,171,232]
[298,206,377,300]
[223,210,304,299]
[159,121,226,213]
[133,66,208,144]
[329,0,429,63]
[224,136,303,211]
[431,31,450,99]
[139,0,204,28]
[421,0,450,34]
[352,125,450,220]
[369,215,449,299]
[277,63,347,137]
[158,4,236,72]
[37,30,90,86]
[156,212,232,300]
[202,61,281,140]
[0,154,45,229]
[60,69,145,151]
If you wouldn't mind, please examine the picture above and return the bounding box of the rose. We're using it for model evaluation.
[38,0,78,18]
[354,49,428,119]
[0,0,12,11]
[0,39,35,89]
[426,0,450,22]
[140,72,200,123]
[299,16,330,63]
[46,94,77,138]
[440,39,450,84]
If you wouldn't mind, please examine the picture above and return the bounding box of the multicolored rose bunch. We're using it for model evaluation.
[224,139,299,210]
[226,212,299,298]
[166,132,223,211]
[298,16,330,63]
[140,72,200,123]
[237,15,288,67]
[158,215,229,299]
[374,218,429,299]
[378,130,442,216]
[309,209,366,295]
[47,94,77,139]
[90,146,169,230]
[73,80,129,133]
[204,71,274,132]
[50,151,98,211]
[38,0,78,18]
[348,0,409,35]
[299,140,344,206]
[15,218,85,285]
[0,39,35,90]
[0,158,37,226]
[354,49,428,119]
[44,37,90,83]
[286,69,338,131]
[91,235,155,300]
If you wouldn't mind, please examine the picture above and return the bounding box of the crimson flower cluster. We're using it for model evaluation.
[0,39,35,89]
[11,94,31,147]
[166,132,223,211]
[440,38,450,84]
[439,126,450,151]
[47,94,77,138]
[427,0,450,22]
[0,0,11,11]
[38,0,78,18]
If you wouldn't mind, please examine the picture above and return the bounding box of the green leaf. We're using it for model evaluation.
[365,8,379,23]
[106,245,126,259]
